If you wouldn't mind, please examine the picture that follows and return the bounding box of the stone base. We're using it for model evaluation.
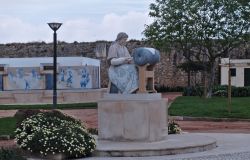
[0,89,106,104]
[98,93,168,142]
[94,133,217,157]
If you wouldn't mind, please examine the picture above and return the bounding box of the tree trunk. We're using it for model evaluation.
[202,71,207,98]
[206,61,216,98]
[188,71,191,87]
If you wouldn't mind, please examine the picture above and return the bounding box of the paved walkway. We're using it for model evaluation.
[0,110,17,118]
[177,120,250,134]
[84,133,250,160]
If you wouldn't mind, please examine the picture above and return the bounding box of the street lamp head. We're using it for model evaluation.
[48,22,62,32]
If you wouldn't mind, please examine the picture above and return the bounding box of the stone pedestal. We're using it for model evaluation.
[98,93,168,142]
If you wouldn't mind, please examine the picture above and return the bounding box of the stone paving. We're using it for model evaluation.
[84,133,250,160]
[172,152,250,160]
[61,109,98,128]
[176,120,250,134]
[84,152,250,160]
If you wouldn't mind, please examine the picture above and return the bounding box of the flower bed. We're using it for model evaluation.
[15,110,96,159]
[168,121,182,134]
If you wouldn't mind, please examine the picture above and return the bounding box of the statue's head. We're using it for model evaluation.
[115,32,128,45]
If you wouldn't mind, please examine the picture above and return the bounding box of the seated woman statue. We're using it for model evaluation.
[107,32,138,94]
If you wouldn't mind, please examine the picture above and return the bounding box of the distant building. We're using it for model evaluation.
[220,58,250,87]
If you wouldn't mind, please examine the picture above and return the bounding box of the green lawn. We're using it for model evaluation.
[0,117,17,137]
[169,96,250,119]
[0,103,97,110]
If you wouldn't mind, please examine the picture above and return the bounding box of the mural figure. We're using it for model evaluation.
[66,69,73,87]
[80,67,90,88]
[25,79,30,90]
[8,72,14,82]
[17,68,24,79]
[31,69,41,79]
[16,68,27,89]
[59,69,65,82]
[107,32,138,94]
[32,69,37,78]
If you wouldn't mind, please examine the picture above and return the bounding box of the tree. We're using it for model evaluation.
[144,0,250,97]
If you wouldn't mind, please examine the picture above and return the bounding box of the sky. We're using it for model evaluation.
[0,0,155,44]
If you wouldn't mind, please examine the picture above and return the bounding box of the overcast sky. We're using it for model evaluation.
[0,0,154,44]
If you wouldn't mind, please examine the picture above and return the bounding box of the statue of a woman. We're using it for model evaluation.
[107,32,138,94]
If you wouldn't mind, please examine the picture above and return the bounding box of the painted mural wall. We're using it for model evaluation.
[6,67,43,90]
[57,66,99,89]
[4,66,99,90]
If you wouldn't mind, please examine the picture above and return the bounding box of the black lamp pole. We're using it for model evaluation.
[48,22,62,109]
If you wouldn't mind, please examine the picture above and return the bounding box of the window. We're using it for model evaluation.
[43,66,54,70]
[40,63,54,74]
[0,67,4,72]
[230,68,236,77]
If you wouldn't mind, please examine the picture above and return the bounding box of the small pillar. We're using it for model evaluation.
[137,64,157,93]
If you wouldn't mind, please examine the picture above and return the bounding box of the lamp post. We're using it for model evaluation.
[48,22,62,109]
[228,56,232,113]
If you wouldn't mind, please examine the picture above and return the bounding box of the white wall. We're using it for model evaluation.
[0,57,100,67]
[221,66,244,87]
[220,58,250,87]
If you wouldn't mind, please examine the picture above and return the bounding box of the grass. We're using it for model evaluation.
[0,103,97,137]
[0,103,97,110]
[169,96,250,119]
[0,117,17,137]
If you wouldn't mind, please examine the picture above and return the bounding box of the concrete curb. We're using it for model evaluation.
[170,116,250,122]
[94,133,217,157]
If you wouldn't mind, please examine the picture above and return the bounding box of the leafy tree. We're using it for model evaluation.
[144,0,250,97]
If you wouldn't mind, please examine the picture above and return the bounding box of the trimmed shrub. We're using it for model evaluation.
[213,90,227,97]
[182,86,203,97]
[212,85,250,97]
[212,85,227,92]
[231,86,250,97]
[15,111,96,159]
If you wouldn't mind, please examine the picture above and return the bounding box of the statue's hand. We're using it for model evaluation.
[124,57,133,64]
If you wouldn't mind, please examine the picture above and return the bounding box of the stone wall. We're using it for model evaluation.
[3,41,247,88]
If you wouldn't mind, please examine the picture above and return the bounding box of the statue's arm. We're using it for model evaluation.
[110,57,131,66]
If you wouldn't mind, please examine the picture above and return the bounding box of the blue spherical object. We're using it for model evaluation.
[132,47,160,66]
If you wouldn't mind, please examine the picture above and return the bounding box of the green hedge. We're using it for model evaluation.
[231,86,250,97]
[183,85,250,97]
[213,85,250,97]
[155,85,184,92]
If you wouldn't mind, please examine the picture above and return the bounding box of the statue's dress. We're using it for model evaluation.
[107,42,138,94]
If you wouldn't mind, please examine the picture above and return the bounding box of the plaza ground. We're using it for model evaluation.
[0,93,250,159]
